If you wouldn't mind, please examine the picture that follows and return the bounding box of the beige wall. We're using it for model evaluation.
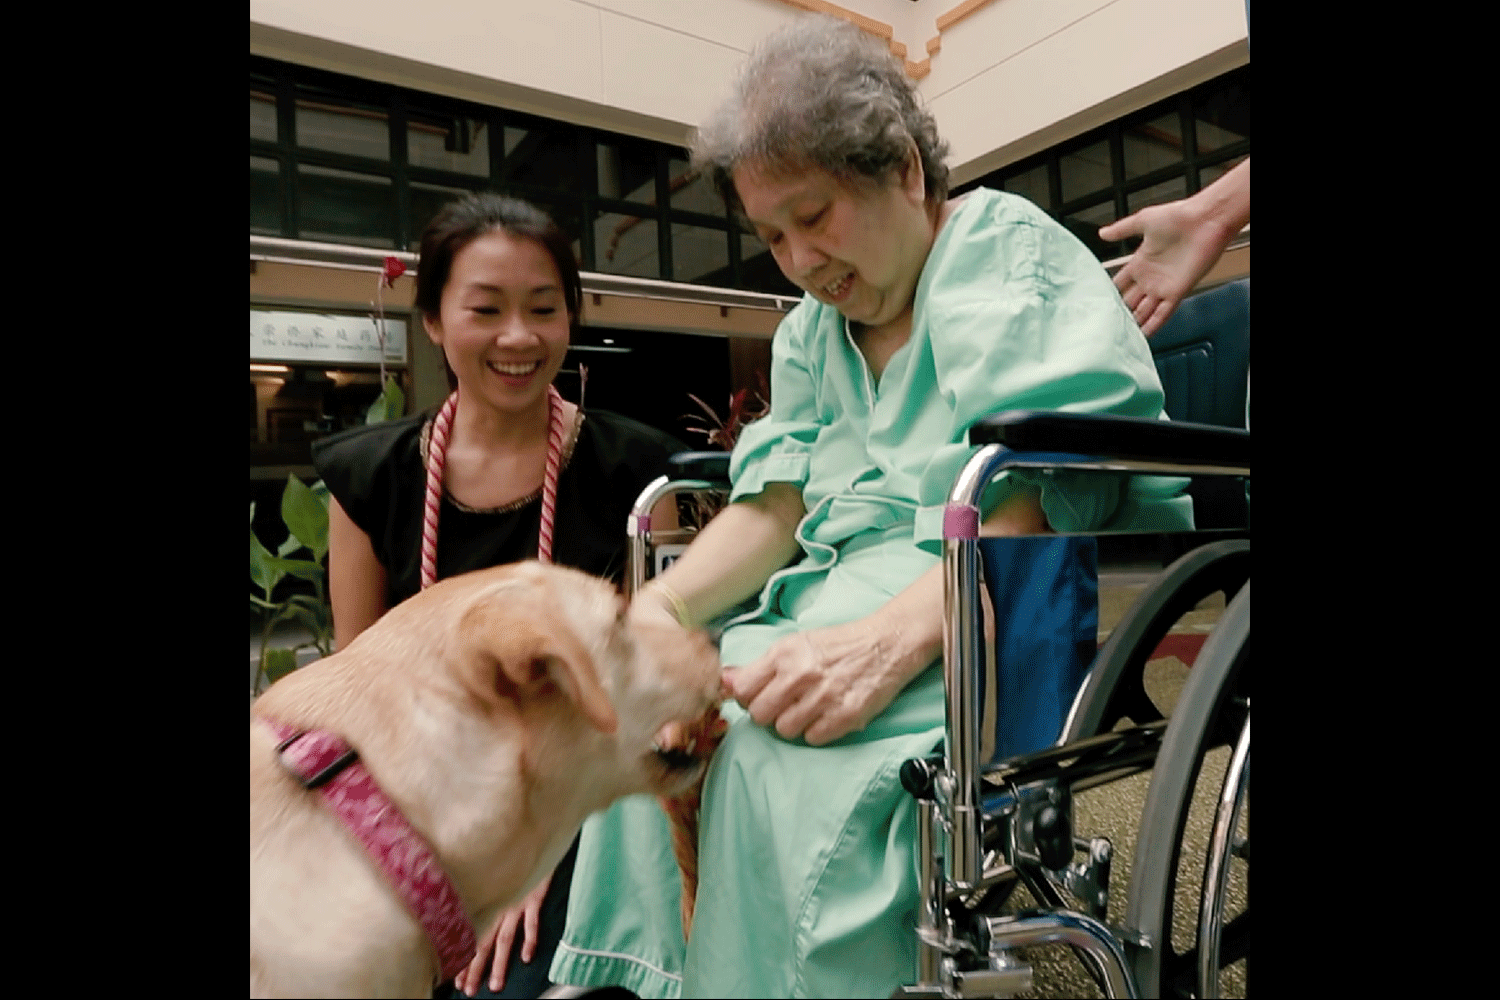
[251,0,1247,181]
[926,0,1248,185]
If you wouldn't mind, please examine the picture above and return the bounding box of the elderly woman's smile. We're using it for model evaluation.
[734,162,937,330]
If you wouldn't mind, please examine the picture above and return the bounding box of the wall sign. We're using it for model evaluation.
[250,310,408,365]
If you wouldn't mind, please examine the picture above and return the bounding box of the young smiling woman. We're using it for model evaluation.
[311,193,688,999]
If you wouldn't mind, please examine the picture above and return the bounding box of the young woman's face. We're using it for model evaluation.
[734,158,933,329]
[423,230,571,416]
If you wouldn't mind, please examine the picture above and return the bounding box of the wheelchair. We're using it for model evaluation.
[618,284,1250,999]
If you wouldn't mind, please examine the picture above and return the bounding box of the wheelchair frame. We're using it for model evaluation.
[622,409,1249,999]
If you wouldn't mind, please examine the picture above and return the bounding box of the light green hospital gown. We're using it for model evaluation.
[550,189,1192,998]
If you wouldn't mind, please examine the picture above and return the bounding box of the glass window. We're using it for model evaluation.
[251,156,282,236]
[410,181,477,244]
[1061,200,1119,260]
[594,212,658,278]
[296,93,390,160]
[1127,174,1188,215]
[671,223,730,285]
[1124,112,1183,179]
[408,115,490,177]
[738,229,799,296]
[525,197,585,270]
[596,138,658,204]
[296,165,395,248]
[1194,81,1250,155]
[251,90,278,143]
[1060,139,1112,204]
[504,125,587,193]
[1197,154,1247,191]
[1002,163,1049,210]
[668,155,721,216]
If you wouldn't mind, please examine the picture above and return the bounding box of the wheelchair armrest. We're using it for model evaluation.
[668,451,732,486]
[970,410,1249,472]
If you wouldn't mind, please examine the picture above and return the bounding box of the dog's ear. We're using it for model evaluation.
[460,590,619,735]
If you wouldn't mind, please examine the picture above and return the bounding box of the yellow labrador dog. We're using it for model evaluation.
[250,561,721,998]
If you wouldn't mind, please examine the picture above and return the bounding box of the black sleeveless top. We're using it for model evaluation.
[311,408,686,609]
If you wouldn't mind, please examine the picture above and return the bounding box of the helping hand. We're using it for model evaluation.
[722,619,908,746]
[1098,199,1238,337]
[455,872,550,996]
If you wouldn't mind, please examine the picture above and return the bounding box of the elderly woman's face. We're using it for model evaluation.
[735,162,933,329]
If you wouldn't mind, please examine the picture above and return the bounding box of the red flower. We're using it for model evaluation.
[382,256,407,287]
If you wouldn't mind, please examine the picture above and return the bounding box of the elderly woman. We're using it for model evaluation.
[549,17,1190,1000]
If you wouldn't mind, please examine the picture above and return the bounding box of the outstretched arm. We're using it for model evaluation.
[1099,158,1249,336]
[634,480,807,630]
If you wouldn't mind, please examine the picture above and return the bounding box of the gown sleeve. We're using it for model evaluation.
[728,303,824,503]
[911,192,1193,546]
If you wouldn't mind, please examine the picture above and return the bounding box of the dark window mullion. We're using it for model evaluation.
[1055,189,1120,220]
[663,207,732,229]
[581,132,603,272]
[1194,141,1251,174]
[1108,124,1127,224]
[405,165,490,189]
[1118,164,1190,200]
[489,109,506,190]
[278,66,298,238]
[292,147,397,177]
[1180,94,1200,194]
[727,222,742,288]
[390,93,412,250]
[656,150,673,281]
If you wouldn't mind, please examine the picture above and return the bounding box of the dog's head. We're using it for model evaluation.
[450,562,723,801]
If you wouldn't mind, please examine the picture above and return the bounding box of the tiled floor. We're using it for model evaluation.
[1004,573,1247,998]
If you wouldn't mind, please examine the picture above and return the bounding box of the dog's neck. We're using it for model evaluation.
[251,653,594,951]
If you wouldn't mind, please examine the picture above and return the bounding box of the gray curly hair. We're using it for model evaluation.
[691,16,951,217]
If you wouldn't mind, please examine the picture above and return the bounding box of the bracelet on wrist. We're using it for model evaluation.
[645,581,691,627]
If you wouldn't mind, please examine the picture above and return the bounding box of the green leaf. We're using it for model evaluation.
[250,528,284,597]
[250,501,257,526]
[366,376,405,424]
[262,647,299,684]
[281,475,329,562]
[267,556,326,584]
[277,534,306,558]
[285,593,326,610]
[288,604,331,641]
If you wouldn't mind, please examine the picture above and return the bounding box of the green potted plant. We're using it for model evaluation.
[250,376,404,696]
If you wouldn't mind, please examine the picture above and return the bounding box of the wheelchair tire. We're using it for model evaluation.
[1123,582,1249,999]
[1061,540,1249,744]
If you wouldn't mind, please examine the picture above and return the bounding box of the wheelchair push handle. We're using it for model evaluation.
[970,410,1249,472]
[667,451,731,484]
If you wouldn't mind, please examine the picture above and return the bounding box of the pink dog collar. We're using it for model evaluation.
[262,720,477,983]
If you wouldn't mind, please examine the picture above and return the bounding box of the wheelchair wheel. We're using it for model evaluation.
[1062,539,1249,744]
[1123,582,1249,998]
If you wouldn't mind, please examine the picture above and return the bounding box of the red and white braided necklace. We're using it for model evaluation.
[420,384,569,589]
[420,381,722,941]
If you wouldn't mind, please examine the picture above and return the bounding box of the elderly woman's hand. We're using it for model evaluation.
[723,617,915,746]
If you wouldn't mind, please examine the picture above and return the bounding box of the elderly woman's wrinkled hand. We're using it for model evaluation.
[723,619,909,746]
